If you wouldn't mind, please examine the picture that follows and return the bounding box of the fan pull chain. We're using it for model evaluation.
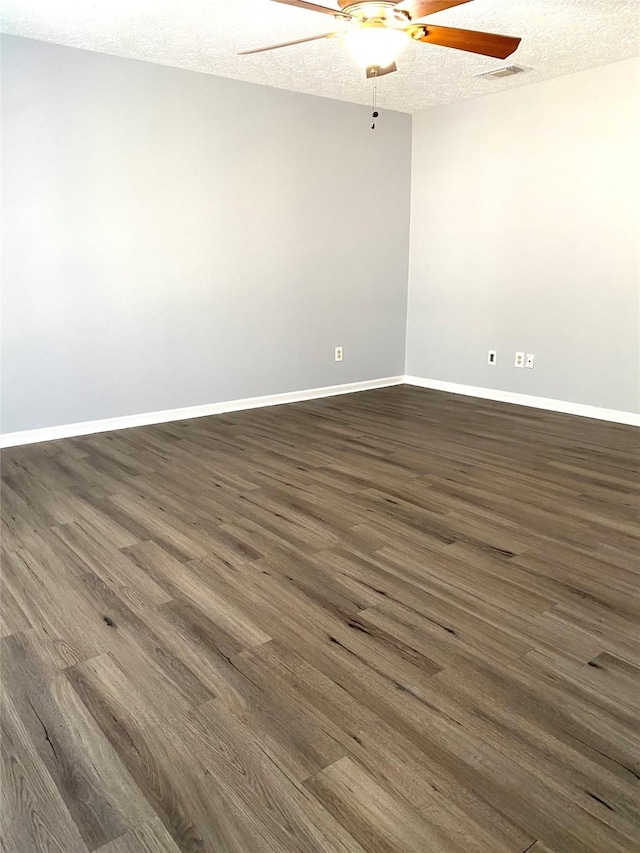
[371,74,379,130]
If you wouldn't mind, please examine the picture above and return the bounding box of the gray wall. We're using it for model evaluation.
[1,35,411,433]
[4,37,638,434]
[406,58,640,414]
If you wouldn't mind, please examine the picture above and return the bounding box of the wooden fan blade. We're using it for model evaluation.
[270,0,350,18]
[395,0,472,21]
[415,24,520,58]
[238,31,338,55]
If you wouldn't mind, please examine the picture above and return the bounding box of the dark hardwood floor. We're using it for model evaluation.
[1,385,639,853]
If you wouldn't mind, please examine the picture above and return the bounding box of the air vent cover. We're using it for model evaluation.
[475,65,527,79]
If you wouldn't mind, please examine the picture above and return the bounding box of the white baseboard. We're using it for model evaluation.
[2,374,637,448]
[0,376,404,449]
[404,375,640,427]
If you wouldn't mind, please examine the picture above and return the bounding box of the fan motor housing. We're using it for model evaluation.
[340,1,410,24]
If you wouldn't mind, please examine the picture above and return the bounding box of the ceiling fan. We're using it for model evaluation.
[239,0,521,78]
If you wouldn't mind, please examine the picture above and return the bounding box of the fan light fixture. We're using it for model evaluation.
[344,24,410,68]
[238,0,523,82]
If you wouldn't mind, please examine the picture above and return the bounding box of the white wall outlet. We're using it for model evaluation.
[335,346,343,362]
[514,352,524,368]
[487,350,497,365]
[525,353,535,369]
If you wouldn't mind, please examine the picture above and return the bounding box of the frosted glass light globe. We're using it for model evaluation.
[344,25,410,68]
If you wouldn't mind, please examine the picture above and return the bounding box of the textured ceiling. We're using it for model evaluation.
[1,0,639,113]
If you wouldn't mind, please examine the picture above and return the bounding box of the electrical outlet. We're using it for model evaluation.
[488,350,497,365]
[514,352,524,368]
[525,353,535,369]
[335,346,343,362]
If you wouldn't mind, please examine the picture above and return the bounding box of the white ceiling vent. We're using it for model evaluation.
[475,65,528,79]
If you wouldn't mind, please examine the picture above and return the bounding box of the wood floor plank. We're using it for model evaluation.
[2,631,156,850]
[94,819,182,853]
[170,701,367,853]
[1,690,89,853]
[65,653,267,853]
[0,567,32,638]
[1,385,639,852]
[234,641,535,852]
[50,522,172,611]
[1,547,109,669]
[77,572,216,718]
[426,662,640,846]
[305,756,466,853]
